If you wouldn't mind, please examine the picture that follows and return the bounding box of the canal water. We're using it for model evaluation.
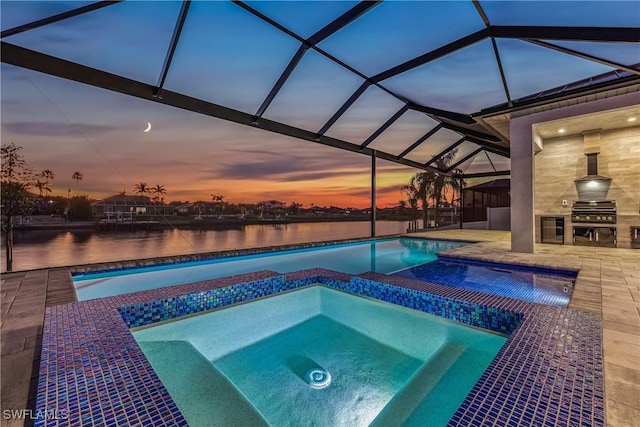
[1,221,409,272]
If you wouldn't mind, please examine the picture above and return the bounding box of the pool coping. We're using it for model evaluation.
[36,268,603,426]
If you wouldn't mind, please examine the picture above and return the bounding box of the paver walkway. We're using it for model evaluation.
[1,269,75,427]
[1,230,638,426]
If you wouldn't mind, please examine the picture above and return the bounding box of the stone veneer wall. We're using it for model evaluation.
[534,126,640,248]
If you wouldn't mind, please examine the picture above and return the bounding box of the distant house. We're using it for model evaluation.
[259,200,287,210]
[173,202,194,216]
[91,194,174,220]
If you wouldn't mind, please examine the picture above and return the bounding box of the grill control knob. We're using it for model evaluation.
[608,216,613,221]
[596,216,601,220]
[586,216,590,220]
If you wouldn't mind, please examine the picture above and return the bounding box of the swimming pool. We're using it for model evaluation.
[73,237,466,300]
[37,269,604,427]
[393,258,577,306]
[133,286,506,426]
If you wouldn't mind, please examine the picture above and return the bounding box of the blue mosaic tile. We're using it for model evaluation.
[393,258,576,306]
[36,268,603,427]
[118,276,286,327]
[316,276,523,334]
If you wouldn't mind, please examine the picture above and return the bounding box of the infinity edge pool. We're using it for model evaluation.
[71,236,468,300]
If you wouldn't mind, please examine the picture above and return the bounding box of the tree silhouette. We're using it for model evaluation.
[40,169,55,186]
[72,171,83,196]
[211,194,225,217]
[288,202,302,215]
[401,172,432,227]
[402,148,460,228]
[133,182,149,198]
[35,179,47,197]
[428,149,459,224]
[38,169,55,197]
[151,184,167,203]
[1,143,35,271]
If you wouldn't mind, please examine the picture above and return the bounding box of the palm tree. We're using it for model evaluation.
[210,194,225,218]
[448,169,465,219]
[429,148,458,224]
[39,169,55,194]
[133,182,149,198]
[288,202,302,215]
[400,182,419,220]
[397,200,407,216]
[402,148,460,228]
[71,171,83,196]
[428,149,459,225]
[401,171,433,228]
[35,179,47,197]
[151,184,167,203]
[150,184,167,215]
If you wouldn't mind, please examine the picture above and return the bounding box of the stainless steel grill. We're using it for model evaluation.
[571,200,617,224]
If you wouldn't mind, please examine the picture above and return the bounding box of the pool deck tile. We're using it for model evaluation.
[2,230,639,425]
[33,268,603,426]
[411,229,640,426]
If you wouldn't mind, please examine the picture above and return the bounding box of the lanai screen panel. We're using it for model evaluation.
[262,49,365,132]
[543,41,640,67]
[1,0,638,179]
[325,85,406,144]
[496,39,616,100]
[163,1,301,115]
[462,152,511,175]
[0,1,94,29]
[3,1,182,84]
[404,128,466,164]
[244,1,359,38]
[318,1,485,75]
[382,39,507,114]
[367,110,441,157]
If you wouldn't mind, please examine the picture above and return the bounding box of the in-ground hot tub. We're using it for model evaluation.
[133,286,506,426]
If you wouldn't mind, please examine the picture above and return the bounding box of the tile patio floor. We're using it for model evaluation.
[1,230,638,426]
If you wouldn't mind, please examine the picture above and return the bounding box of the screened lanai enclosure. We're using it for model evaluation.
[1,0,639,233]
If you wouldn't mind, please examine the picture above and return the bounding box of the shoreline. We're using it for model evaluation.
[12,215,421,232]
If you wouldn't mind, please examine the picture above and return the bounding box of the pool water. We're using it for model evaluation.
[74,238,465,300]
[393,258,576,306]
[133,286,506,426]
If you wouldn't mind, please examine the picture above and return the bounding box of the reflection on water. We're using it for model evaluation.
[1,221,408,271]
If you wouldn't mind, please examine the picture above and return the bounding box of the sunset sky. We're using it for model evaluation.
[1,1,636,208]
[2,62,420,208]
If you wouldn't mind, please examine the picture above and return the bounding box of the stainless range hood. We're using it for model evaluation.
[575,152,612,201]
[574,130,611,201]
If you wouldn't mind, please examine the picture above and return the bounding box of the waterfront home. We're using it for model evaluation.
[258,200,287,210]
[91,194,174,220]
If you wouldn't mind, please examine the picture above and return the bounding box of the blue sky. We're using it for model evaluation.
[1,1,637,206]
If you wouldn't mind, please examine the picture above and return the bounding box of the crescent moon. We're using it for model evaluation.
[144,122,151,132]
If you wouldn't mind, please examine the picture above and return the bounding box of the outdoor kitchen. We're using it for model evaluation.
[533,107,640,249]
